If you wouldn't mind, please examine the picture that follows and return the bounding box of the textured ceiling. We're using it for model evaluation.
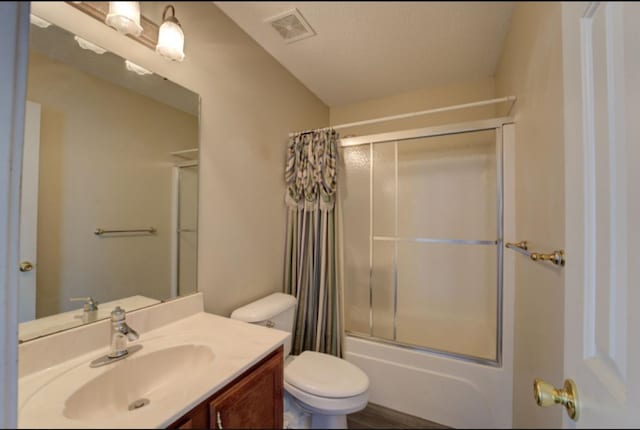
[214,2,515,107]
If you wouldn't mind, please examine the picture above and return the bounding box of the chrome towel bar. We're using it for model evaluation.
[94,227,157,236]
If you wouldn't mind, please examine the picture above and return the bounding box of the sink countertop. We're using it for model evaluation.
[18,311,289,429]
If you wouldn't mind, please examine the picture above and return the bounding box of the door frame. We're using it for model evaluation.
[19,101,41,323]
[0,2,30,427]
[171,161,199,299]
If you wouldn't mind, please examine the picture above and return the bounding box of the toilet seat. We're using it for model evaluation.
[284,380,369,415]
[285,351,369,398]
[283,351,369,414]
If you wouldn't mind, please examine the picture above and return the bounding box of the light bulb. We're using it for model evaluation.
[156,5,185,62]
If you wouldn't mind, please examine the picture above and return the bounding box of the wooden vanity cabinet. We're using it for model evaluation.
[172,403,208,429]
[168,346,283,430]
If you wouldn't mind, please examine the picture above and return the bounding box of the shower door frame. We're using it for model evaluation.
[342,117,513,367]
[171,161,199,298]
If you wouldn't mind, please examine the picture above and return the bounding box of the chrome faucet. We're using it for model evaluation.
[108,306,139,359]
[89,306,141,368]
[70,296,99,323]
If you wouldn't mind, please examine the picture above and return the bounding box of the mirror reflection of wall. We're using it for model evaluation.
[18,18,199,342]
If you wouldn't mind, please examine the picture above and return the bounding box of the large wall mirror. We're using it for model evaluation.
[19,16,200,342]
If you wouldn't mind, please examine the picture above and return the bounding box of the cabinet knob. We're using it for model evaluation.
[216,411,223,429]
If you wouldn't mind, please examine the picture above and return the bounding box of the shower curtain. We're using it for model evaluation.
[283,129,342,357]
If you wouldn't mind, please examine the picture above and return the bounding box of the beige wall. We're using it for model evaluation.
[31,2,329,317]
[495,3,565,428]
[27,50,198,318]
[329,77,497,136]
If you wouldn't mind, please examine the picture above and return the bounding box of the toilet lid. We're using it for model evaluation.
[284,351,369,398]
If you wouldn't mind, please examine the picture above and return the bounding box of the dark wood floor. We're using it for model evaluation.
[347,403,449,429]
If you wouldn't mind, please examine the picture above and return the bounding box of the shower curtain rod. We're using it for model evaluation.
[288,95,517,137]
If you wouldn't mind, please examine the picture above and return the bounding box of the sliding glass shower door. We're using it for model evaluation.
[176,164,198,296]
[342,126,502,364]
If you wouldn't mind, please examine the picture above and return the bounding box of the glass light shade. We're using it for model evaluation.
[125,60,152,76]
[105,2,143,36]
[156,20,185,62]
[74,36,107,55]
[30,14,51,28]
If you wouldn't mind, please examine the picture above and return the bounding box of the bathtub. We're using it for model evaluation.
[344,334,513,428]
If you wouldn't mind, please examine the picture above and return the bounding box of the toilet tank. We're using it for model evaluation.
[230,293,297,357]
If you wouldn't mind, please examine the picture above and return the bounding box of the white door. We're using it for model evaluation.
[562,1,640,427]
[18,101,41,323]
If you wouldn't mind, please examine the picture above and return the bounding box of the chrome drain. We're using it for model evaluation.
[128,398,150,411]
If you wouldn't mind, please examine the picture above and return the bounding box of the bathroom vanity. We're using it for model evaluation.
[169,346,283,429]
[18,293,288,429]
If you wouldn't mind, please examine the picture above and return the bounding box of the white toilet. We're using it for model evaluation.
[230,292,369,429]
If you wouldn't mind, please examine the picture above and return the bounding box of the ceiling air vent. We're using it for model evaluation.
[266,8,315,44]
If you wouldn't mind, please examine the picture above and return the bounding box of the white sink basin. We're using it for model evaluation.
[20,339,216,428]
[63,344,215,421]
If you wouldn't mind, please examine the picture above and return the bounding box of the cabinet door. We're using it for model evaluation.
[210,349,283,429]
[169,402,208,429]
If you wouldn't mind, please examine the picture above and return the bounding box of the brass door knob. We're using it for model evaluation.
[533,378,580,421]
[19,261,34,272]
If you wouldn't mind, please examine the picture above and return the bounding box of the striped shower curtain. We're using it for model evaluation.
[283,129,343,357]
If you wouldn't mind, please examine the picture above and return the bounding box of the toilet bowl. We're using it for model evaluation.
[230,293,369,429]
[284,351,369,428]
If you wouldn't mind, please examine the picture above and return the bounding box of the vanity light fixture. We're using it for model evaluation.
[124,60,153,76]
[156,5,185,62]
[105,1,143,36]
[74,36,107,55]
